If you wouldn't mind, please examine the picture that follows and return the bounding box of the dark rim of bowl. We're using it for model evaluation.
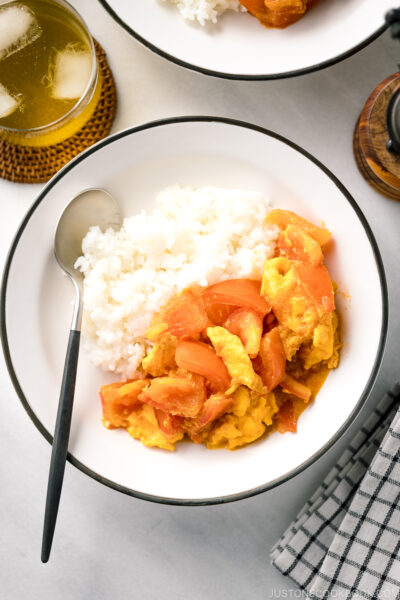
[0,116,388,506]
[97,0,388,81]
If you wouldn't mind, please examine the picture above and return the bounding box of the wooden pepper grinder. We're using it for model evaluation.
[354,8,400,200]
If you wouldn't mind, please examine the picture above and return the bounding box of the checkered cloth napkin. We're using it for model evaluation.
[271,383,400,600]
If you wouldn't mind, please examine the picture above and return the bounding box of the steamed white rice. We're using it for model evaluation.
[76,186,278,379]
[162,0,245,25]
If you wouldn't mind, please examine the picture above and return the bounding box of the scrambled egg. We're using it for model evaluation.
[262,257,319,339]
[278,324,305,361]
[204,388,278,450]
[207,326,264,394]
[141,333,177,377]
[302,312,335,369]
[231,386,252,416]
[305,311,341,370]
[126,404,183,452]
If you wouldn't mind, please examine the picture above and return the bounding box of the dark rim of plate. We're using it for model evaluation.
[97,0,388,81]
[0,116,388,506]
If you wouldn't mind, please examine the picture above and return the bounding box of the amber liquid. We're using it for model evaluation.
[0,0,100,146]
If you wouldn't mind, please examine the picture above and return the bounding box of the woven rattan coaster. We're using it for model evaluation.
[0,41,116,184]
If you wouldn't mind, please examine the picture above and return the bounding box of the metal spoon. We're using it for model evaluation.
[41,189,122,563]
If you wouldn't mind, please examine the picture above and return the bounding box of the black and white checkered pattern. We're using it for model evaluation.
[271,383,400,600]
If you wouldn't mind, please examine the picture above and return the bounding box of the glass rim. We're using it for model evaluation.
[0,0,98,135]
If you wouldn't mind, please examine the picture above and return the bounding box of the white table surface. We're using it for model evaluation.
[1,2,399,598]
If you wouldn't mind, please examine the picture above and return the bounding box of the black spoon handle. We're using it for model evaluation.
[41,329,81,563]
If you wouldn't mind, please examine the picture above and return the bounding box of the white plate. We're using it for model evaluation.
[1,117,387,504]
[99,0,391,79]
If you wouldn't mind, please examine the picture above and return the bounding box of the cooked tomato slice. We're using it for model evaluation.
[202,279,270,318]
[238,0,269,22]
[146,289,209,341]
[205,303,235,326]
[278,225,323,266]
[266,209,331,246]
[279,373,311,403]
[294,263,335,313]
[154,409,184,437]
[100,379,149,428]
[138,374,206,418]
[175,340,231,393]
[196,393,234,428]
[239,0,308,29]
[258,328,286,391]
[223,308,263,358]
[184,393,234,443]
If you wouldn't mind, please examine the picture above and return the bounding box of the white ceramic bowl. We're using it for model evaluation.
[1,117,387,504]
[99,0,392,79]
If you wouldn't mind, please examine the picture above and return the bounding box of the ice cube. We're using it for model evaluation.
[0,4,41,61]
[51,47,92,100]
[0,83,20,118]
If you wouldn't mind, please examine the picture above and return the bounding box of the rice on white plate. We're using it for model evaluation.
[161,0,245,25]
[75,186,278,379]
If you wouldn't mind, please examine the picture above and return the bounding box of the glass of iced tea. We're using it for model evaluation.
[0,0,101,146]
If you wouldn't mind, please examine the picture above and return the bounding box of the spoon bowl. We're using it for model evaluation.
[55,189,122,280]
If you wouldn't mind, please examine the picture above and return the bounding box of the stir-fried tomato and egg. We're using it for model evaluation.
[100,209,341,451]
[239,0,321,29]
